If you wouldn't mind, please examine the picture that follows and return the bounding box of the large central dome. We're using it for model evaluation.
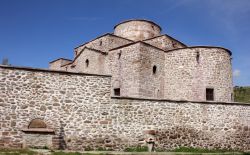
[114,19,162,41]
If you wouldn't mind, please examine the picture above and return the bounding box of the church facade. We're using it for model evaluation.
[50,19,233,102]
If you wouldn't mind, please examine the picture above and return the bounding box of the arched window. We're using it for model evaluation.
[85,59,89,67]
[153,65,157,74]
[99,40,102,46]
[28,119,47,128]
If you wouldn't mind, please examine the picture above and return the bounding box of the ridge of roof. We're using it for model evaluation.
[74,33,134,49]
[109,41,166,52]
[142,34,187,47]
[49,58,72,64]
[61,47,107,67]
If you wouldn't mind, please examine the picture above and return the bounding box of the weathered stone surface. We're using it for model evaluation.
[49,19,233,102]
[0,66,249,151]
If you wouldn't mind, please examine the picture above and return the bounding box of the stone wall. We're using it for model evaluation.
[137,43,165,98]
[53,34,132,74]
[110,43,142,97]
[66,48,109,75]
[164,47,233,102]
[110,97,250,151]
[49,59,72,71]
[1,65,248,151]
[74,34,132,56]
[0,66,111,149]
[144,35,186,51]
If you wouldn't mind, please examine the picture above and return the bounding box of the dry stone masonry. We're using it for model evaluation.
[0,19,249,151]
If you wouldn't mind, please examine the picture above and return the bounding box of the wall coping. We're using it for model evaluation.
[0,65,111,77]
[111,96,250,106]
[21,128,55,133]
[165,46,232,56]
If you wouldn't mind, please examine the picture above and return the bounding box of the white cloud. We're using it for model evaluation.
[233,69,240,77]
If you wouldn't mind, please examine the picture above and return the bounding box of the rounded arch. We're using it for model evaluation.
[28,118,47,128]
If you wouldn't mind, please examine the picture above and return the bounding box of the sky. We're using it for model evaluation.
[0,0,249,86]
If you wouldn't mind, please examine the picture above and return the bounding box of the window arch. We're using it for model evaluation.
[28,119,47,128]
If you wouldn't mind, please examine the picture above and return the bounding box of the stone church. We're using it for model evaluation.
[50,19,233,102]
[1,19,249,151]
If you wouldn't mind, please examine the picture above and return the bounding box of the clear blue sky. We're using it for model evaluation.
[0,0,249,86]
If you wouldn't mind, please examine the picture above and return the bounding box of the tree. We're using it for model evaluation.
[1,58,9,65]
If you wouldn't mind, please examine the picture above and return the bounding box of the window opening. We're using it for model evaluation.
[206,88,214,101]
[114,88,120,96]
[85,59,89,67]
[196,51,200,64]
[118,52,122,59]
[153,65,157,74]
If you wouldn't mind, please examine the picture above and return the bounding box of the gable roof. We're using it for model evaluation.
[49,58,72,64]
[142,34,187,47]
[61,47,107,67]
[109,41,166,52]
[74,33,134,49]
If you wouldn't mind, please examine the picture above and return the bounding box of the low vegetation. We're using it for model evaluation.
[0,148,37,155]
[0,147,249,155]
[234,86,250,103]
[124,145,148,152]
[172,147,250,155]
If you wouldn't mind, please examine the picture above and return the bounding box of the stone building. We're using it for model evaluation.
[1,19,248,151]
[50,19,233,102]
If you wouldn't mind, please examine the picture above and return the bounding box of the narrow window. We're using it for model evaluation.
[85,59,89,67]
[153,65,157,74]
[114,88,120,96]
[118,51,121,59]
[206,88,214,101]
[99,40,102,46]
[196,52,200,64]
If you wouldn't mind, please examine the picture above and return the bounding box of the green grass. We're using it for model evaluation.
[172,147,238,153]
[234,86,250,103]
[52,152,110,155]
[0,148,37,155]
[52,151,82,155]
[124,146,148,152]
